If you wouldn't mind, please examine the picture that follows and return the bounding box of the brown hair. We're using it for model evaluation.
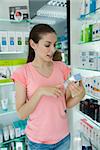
[27,24,56,63]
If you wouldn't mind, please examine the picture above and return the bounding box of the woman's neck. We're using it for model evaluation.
[32,58,53,69]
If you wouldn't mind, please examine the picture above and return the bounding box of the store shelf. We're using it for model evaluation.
[78,39,100,45]
[0,82,14,86]
[37,5,66,19]
[0,79,14,86]
[0,51,24,54]
[0,18,30,23]
[0,135,26,146]
[74,67,99,72]
[72,67,100,77]
[86,93,100,101]
[80,132,97,150]
[79,7,100,20]
[0,109,16,117]
[78,110,100,128]
[0,15,65,25]
[0,79,14,84]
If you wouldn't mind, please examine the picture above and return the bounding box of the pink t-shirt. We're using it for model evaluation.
[11,61,71,144]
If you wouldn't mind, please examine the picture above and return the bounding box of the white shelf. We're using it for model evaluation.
[0,51,24,54]
[0,18,29,23]
[80,132,98,150]
[78,39,100,45]
[78,110,100,128]
[79,8,100,21]
[0,135,26,146]
[37,5,66,19]
[72,67,100,77]
[86,93,100,101]
[0,82,14,86]
[0,110,16,116]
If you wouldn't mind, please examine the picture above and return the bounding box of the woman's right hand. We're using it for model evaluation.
[38,84,64,98]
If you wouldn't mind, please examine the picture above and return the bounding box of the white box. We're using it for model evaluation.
[80,0,86,17]
[15,32,23,52]
[95,76,100,98]
[85,0,90,14]
[3,127,9,141]
[80,50,89,69]
[23,32,29,52]
[0,31,8,52]
[92,23,100,41]
[96,0,100,9]
[98,53,100,71]
[88,51,98,70]
[0,66,12,80]
[0,67,7,80]
[92,76,100,97]
[0,129,3,143]
[16,142,23,150]
[7,31,16,52]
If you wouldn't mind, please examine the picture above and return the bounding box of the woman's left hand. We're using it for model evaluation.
[67,80,85,99]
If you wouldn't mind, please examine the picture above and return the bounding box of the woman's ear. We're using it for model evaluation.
[29,39,37,50]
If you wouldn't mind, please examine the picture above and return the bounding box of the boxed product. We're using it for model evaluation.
[9,6,29,21]
[15,32,23,52]
[0,31,8,52]
[22,32,29,52]
[7,31,16,52]
[88,51,98,70]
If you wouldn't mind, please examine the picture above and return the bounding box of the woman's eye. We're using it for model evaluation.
[54,44,56,47]
[45,45,50,47]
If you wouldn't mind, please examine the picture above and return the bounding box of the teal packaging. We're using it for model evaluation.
[90,0,96,13]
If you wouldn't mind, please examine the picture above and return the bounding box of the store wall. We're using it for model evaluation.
[0,0,29,60]
[0,0,29,125]
[0,0,29,19]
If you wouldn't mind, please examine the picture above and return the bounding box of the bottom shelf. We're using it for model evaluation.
[78,110,100,128]
[1,135,26,146]
[0,135,27,149]
[80,132,98,150]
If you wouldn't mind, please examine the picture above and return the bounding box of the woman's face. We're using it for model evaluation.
[33,33,57,62]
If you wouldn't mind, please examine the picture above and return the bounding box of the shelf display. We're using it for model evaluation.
[9,6,29,21]
[80,21,100,43]
[80,0,100,19]
[0,0,68,149]
[80,119,99,149]
[0,110,16,117]
[71,0,100,149]
[0,58,26,83]
[80,98,100,124]
[0,30,29,53]
[0,119,27,148]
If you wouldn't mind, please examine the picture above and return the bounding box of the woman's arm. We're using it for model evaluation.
[15,82,42,120]
[65,81,85,108]
[15,82,63,120]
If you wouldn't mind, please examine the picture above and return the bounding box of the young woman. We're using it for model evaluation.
[11,24,85,150]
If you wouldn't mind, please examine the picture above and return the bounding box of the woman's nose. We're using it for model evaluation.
[51,45,56,53]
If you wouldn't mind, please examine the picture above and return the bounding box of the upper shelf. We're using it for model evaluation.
[0,81,14,86]
[72,67,100,74]
[78,39,100,45]
[79,8,100,21]
[0,109,16,117]
[0,15,65,26]
[0,51,24,54]
[0,18,32,24]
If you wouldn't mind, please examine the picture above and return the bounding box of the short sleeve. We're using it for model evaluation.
[11,66,27,88]
[59,62,71,80]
